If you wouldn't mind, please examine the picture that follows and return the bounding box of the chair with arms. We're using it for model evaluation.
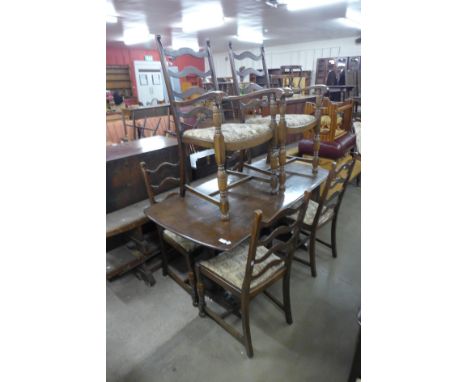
[140,161,202,306]
[292,155,356,277]
[299,98,356,160]
[195,189,312,358]
[157,36,287,220]
[228,42,327,179]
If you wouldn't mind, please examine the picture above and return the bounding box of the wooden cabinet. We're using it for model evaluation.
[106,65,133,97]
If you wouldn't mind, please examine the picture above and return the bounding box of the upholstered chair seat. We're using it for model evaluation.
[298,132,356,160]
[246,114,316,133]
[291,200,334,226]
[321,115,343,128]
[199,242,283,290]
[163,230,200,253]
[182,123,273,151]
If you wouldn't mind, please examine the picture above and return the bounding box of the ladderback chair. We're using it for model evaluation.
[292,155,356,277]
[196,190,312,358]
[140,161,202,305]
[228,42,327,179]
[157,35,287,220]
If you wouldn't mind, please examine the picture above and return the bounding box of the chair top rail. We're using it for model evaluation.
[163,46,209,59]
[169,66,212,79]
[233,50,263,61]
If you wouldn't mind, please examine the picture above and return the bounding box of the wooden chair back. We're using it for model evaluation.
[228,42,270,96]
[306,156,356,229]
[242,190,312,293]
[156,35,222,143]
[304,97,354,142]
[227,42,284,123]
[140,161,180,205]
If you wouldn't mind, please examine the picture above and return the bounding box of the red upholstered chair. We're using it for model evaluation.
[299,98,356,160]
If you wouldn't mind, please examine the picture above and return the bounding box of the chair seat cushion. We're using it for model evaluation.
[182,123,272,149]
[199,242,283,290]
[291,200,334,226]
[246,114,316,129]
[321,115,343,128]
[163,229,199,253]
[298,132,356,160]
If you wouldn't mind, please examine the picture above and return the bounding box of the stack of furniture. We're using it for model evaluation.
[107,36,361,359]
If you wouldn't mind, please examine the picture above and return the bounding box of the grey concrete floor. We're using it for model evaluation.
[107,185,360,382]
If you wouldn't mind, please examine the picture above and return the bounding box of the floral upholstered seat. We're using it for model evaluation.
[182,123,273,150]
[163,229,200,253]
[246,114,316,132]
[199,241,283,290]
[291,200,334,226]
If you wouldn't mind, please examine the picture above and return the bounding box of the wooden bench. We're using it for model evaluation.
[106,199,162,285]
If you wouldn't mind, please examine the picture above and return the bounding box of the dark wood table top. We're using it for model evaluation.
[145,159,328,251]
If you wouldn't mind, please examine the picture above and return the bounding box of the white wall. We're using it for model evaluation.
[208,37,361,83]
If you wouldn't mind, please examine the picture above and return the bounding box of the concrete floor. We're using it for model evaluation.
[107,185,360,382]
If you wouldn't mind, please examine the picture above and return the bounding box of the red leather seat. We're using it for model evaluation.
[298,132,356,160]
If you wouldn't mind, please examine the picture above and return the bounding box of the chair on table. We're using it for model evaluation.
[157,35,288,220]
[299,98,356,161]
[140,161,203,306]
[228,42,328,180]
[196,190,312,358]
[292,155,356,277]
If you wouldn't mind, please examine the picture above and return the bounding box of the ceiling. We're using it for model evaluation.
[106,0,361,53]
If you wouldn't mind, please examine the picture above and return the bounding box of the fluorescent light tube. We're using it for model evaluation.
[123,25,154,45]
[106,15,118,23]
[236,26,264,44]
[286,0,344,11]
[335,17,361,29]
[182,2,225,33]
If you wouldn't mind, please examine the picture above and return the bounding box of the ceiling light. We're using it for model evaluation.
[106,1,118,23]
[286,0,344,11]
[237,27,264,44]
[123,25,154,45]
[181,2,225,33]
[335,17,361,29]
[171,35,200,51]
[346,7,361,24]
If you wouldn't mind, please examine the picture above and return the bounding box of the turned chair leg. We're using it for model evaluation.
[238,149,245,172]
[283,271,293,325]
[331,217,338,258]
[308,233,318,278]
[269,147,279,194]
[213,139,229,220]
[196,266,206,317]
[278,111,287,192]
[241,298,254,358]
[157,228,169,277]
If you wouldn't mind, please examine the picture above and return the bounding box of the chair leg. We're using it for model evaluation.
[157,227,169,277]
[308,233,317,277]
[183,253,198,306]
[241,297,254,358]
[283,272,293,325]
[196,266,206,317]
[213,123,229,220]
[238,149,245,172]
[278,104,287,192]
[331,217,338,258]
